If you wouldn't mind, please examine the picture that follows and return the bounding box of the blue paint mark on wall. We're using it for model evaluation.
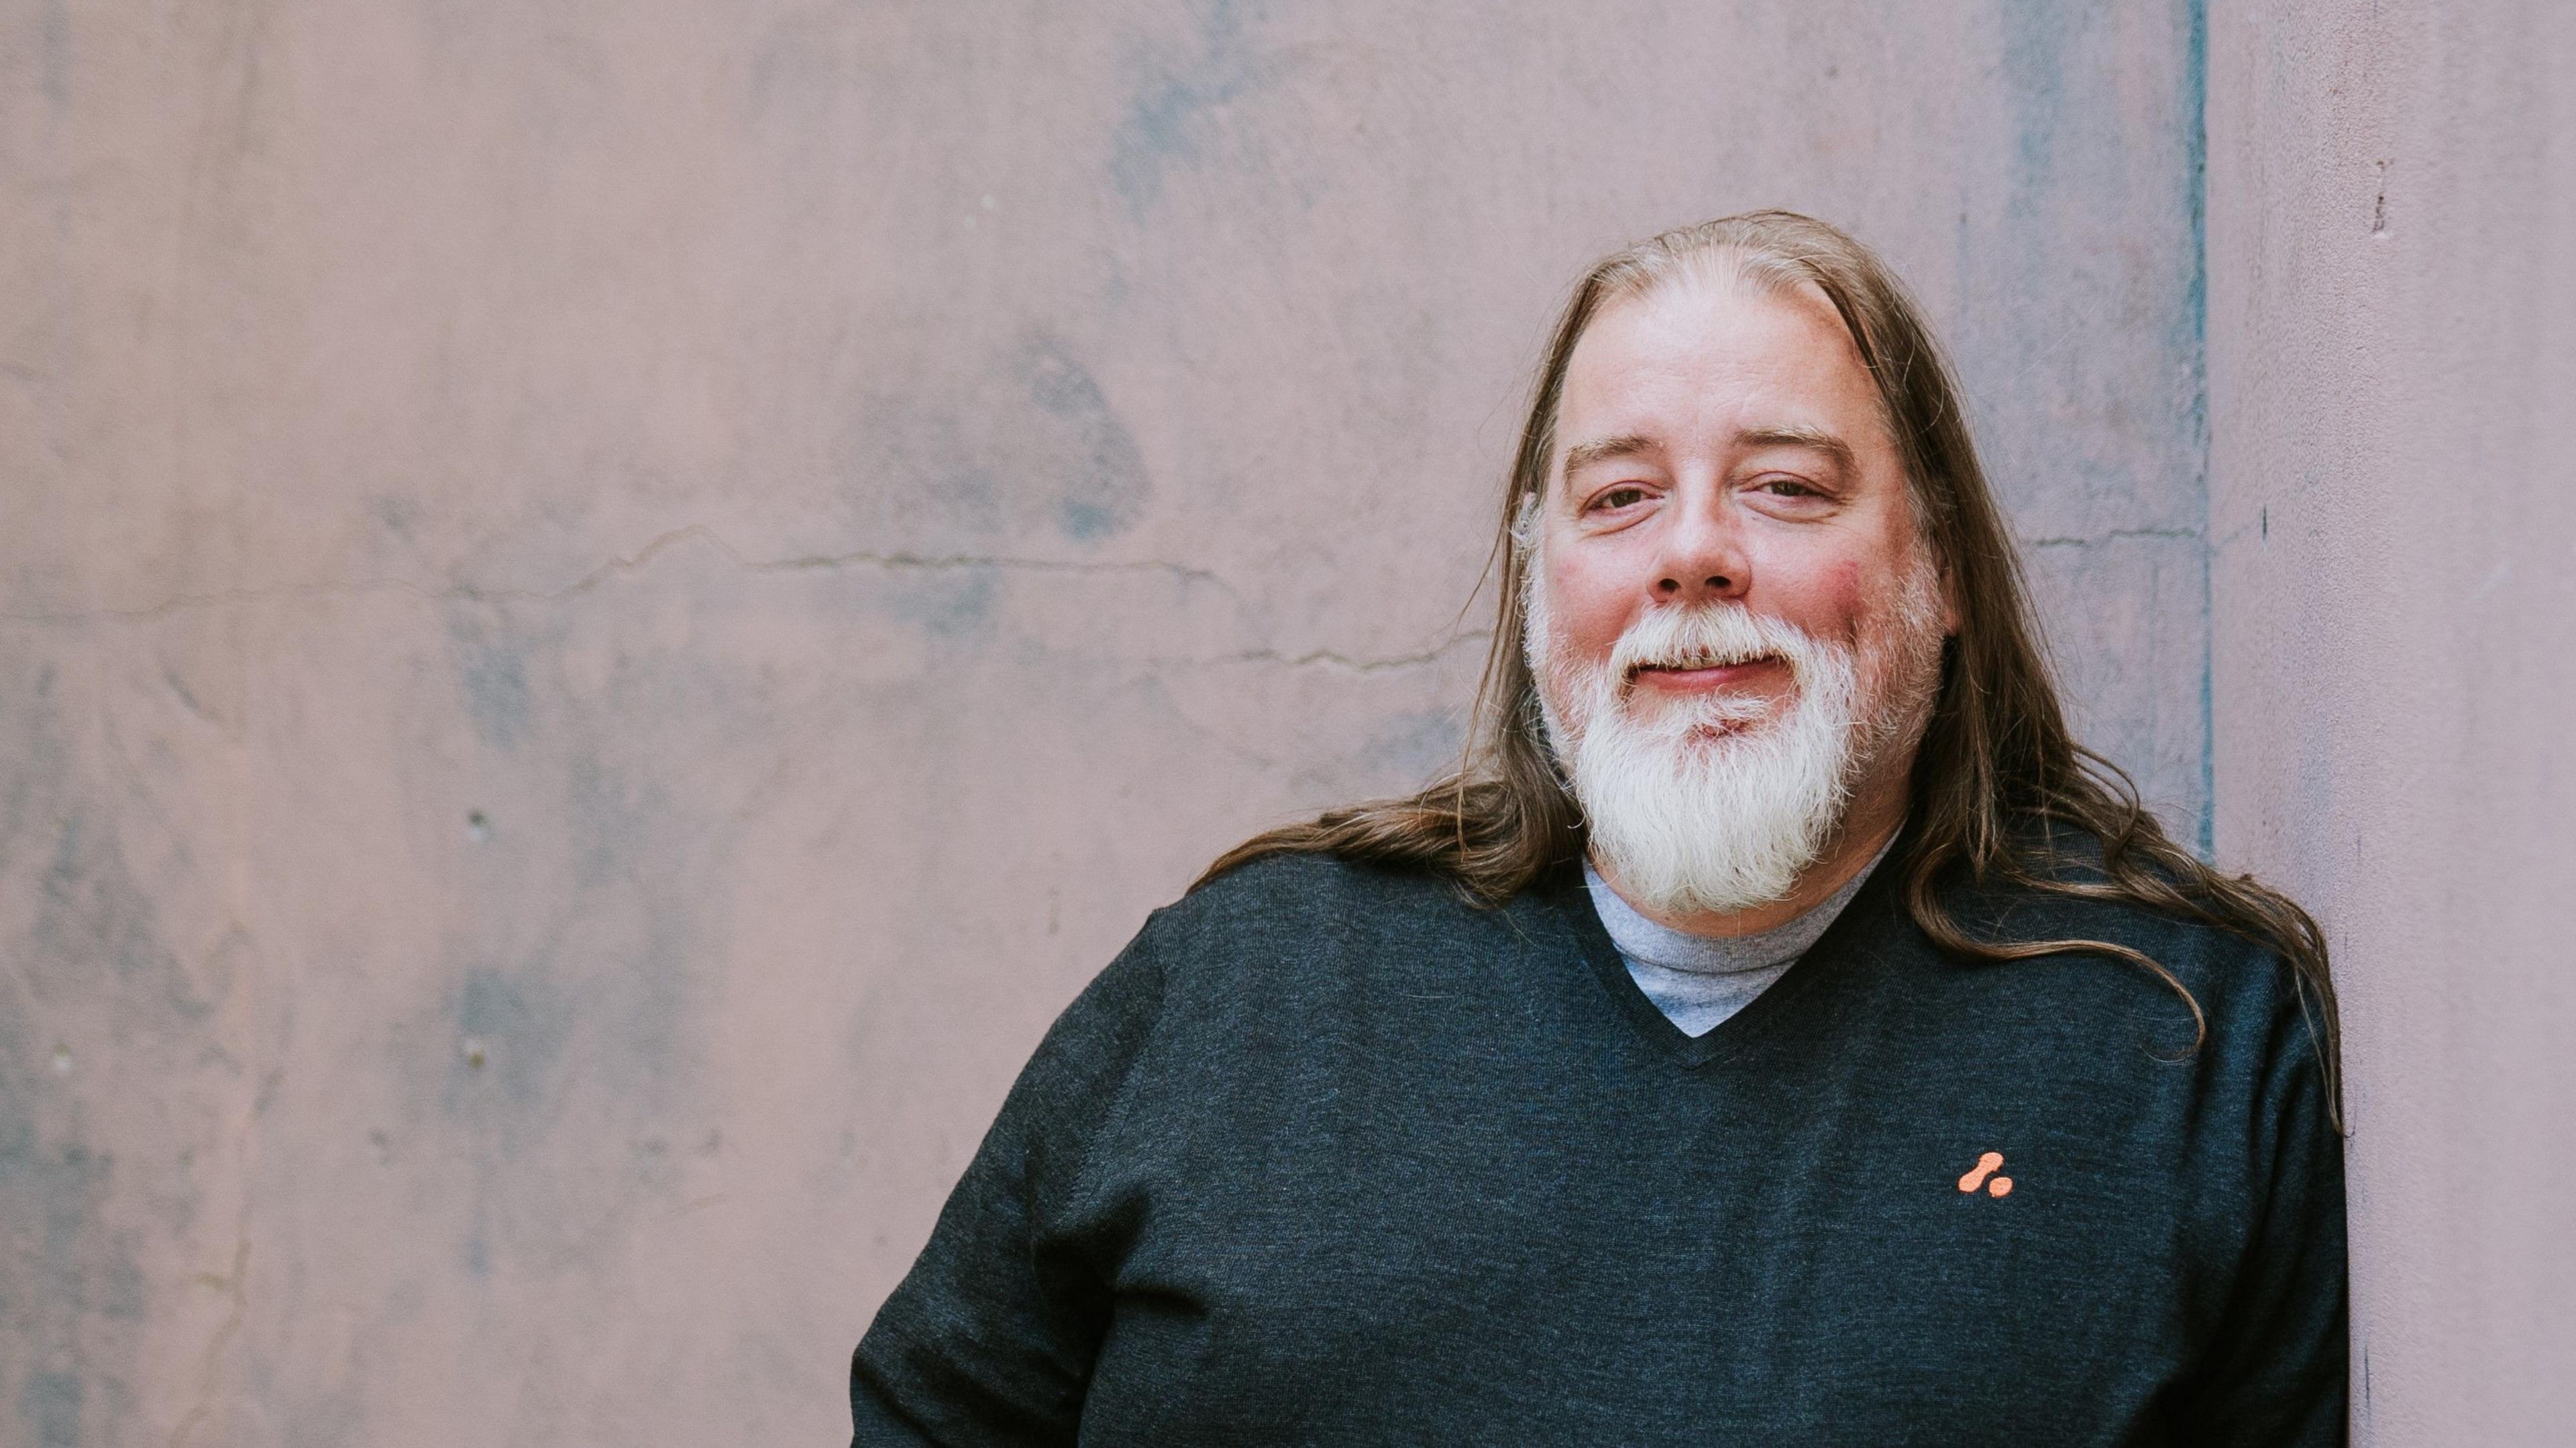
[21,1370,80,1448]
[35,814,208,1019]
[1997,0,2075,222]
[38,0,69,117]
[1982,0,2215,843]
[1108,0,1285,214]
[452,967,574,1111]
[449,616,537,751]
[837,327,1152,551]
[1016,333,1151,542]
[2186,0,2216,858]
[887,571,999,639]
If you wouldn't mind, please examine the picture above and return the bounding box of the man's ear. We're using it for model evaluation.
[1937,557,1963,636]
[1509,486,1546,554]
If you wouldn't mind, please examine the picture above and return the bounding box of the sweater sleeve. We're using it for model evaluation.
[2178,975,2350,1446]
[849,918,1171,1446]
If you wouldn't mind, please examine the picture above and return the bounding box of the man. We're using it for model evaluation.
[849,212,2347,1444]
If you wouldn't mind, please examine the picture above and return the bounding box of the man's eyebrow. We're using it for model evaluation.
[1561,427,1858,475]
[1737,425,1858,470]
[1560,434,1657,473]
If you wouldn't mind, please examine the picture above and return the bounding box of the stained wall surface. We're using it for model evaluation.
[2206,3,2576,1442]
[0,4,2212,1443]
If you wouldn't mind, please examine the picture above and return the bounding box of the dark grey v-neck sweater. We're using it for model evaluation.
[849,840,2345,1445]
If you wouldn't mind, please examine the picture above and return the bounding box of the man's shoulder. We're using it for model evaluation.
[1073,850,1542,1052]
[1149,848,1501,953]
[1932,827,2323,1068]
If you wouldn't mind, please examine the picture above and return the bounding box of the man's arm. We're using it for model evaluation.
[2178,980,2350,1445]
[849,923,1169,1446]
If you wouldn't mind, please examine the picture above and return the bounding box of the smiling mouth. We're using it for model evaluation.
[1627,654,1781,684]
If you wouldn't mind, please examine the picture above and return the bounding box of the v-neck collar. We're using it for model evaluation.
[1538,832,1910,1068]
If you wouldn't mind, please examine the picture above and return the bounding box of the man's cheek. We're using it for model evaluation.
[1808,557,1876,647]
[1554,569,1636,660]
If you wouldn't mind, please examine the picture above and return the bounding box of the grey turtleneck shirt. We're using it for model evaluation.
[1582,837,1895,1037]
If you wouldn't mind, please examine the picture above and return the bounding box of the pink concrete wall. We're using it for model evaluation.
[1,4,2211,1442]
[2208,3,2576,1441]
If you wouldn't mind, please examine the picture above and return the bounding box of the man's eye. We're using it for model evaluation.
[1591,486,1650,511]
[1757,477,1818,498]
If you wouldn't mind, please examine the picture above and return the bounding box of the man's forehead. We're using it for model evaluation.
[1553,284,1887,471]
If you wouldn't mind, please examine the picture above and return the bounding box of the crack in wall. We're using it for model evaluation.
[2,523,1463,675]
[167,1236,248,1448]
[0,522,1246,626]
[2021,526,2203,549]
[1147,632,1491,674]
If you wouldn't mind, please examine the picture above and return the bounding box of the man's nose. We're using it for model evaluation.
[1651,492,1751,603]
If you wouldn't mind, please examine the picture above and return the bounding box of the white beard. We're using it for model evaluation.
[1523,554,1939,917]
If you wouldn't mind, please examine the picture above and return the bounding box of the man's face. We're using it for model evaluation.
[1525,270,1951,914]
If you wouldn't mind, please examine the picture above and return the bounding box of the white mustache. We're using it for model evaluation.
[1607,603,1820,687]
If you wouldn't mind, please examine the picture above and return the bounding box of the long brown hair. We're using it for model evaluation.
[1199,212,2339,1115]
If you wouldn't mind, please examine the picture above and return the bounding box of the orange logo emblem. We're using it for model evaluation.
[1957,1150,2014,1198]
